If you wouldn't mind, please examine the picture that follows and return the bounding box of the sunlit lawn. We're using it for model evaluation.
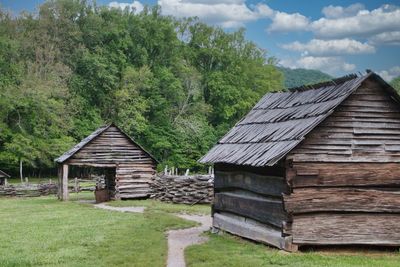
[186,230,400,267]
[0,194,200,267]
[1,194,399,267]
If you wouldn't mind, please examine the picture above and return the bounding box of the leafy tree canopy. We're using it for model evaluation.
[0,0,283,175]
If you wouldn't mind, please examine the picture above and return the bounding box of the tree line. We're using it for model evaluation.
[0,0,283,177]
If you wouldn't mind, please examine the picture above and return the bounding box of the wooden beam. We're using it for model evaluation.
[213,212,295,251]
[292,213,400,245]
[215,170,288,197]
[284,188,400,214]
[57,164,62,200]
[62,164,69,201]
[214,191,287,228]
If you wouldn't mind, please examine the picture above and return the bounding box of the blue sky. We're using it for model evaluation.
[1,0,400,80]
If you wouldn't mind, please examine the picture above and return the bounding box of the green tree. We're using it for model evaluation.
[0,1,283,175]
[390,76,400,93]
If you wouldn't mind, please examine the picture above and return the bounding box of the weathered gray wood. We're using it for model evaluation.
[215,170,288,197]
[292,213,400,245]
[288,81,400,163]
[62,164,69,201]
[288,162,400,187]
[213,212,295,251]
[284,188,400,213]
[56,124,156,200]
[214,191,287,228]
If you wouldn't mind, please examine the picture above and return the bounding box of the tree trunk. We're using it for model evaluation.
[20,158,23,183]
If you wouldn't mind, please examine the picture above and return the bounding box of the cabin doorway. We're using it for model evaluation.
[67,166,116,202]
[100,167,117,202]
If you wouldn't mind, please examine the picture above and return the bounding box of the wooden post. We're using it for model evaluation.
[62,164,69,201]
[74,177,78,193]
[57,165,62,200]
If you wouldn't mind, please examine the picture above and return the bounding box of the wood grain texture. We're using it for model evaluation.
[214,191,287,228]
[284,188,400,213]
[58,125,156,200]
[289,162,400,187]
[288,80,400,163]
[292,213,400,245]
[214,170,288,197]
[213,212,295,251]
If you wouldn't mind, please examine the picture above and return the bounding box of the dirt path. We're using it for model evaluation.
[94,203,145,213]
[92,203,211,267]
[167,214,212,267]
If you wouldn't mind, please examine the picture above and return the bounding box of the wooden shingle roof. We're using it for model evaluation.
[0,169,10,178]
[200,72,399,167]
[55,123,158,164]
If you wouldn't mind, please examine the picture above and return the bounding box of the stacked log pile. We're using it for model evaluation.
[150,175,213,204]
[0,183,58,197]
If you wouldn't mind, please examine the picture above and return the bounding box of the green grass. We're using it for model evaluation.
[109,199,211,215]
[0,196,201,267]
[7,177,57,185]
[2,196,400,267]
[186,232,400,267]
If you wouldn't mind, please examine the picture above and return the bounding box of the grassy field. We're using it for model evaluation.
[109,199,210,215]
[1,195,399,267]
[186,231,400,267]
[0,194,200,267]
[7,177,57,185]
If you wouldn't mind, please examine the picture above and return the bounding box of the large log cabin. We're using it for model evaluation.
[55,123,157,201]
[200,71,400,251]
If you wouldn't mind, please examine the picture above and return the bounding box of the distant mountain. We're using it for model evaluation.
[278,67,333,89]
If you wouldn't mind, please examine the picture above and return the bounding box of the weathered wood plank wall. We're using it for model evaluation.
[286,79,400,246]
[65,126,156,199]
[213,163,293,250]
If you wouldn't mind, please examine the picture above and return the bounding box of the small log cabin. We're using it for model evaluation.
[200,71,400,251]
[0,169,10,185]
[55,123,157,201]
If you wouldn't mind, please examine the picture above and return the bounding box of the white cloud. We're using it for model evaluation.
[268,11,310,32]
[322,3,365,19]
[369,31,400,46]
[109,1,144,13]
[280,56,356,75]
[312,4,400,39]
[282,38,375,56]
[158,0,271,28]
[377,66,400,81]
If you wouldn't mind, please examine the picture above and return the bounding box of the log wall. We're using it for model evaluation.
[212,163,293,250]
[151,174,213,204]
[285,79,400,247]
[66,126,156,199]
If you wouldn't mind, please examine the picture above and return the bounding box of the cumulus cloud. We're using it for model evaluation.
[280,56,356,75]
[322,3,365,19]
[311,4,400,39]
[282,38,375,56]
[109,1,144,13]
[267,11,310,32]
[377,66,400,81]
[369,31,400,46]
[158,0,271,28]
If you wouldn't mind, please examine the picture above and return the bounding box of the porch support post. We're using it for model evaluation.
[58,164,69,201]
